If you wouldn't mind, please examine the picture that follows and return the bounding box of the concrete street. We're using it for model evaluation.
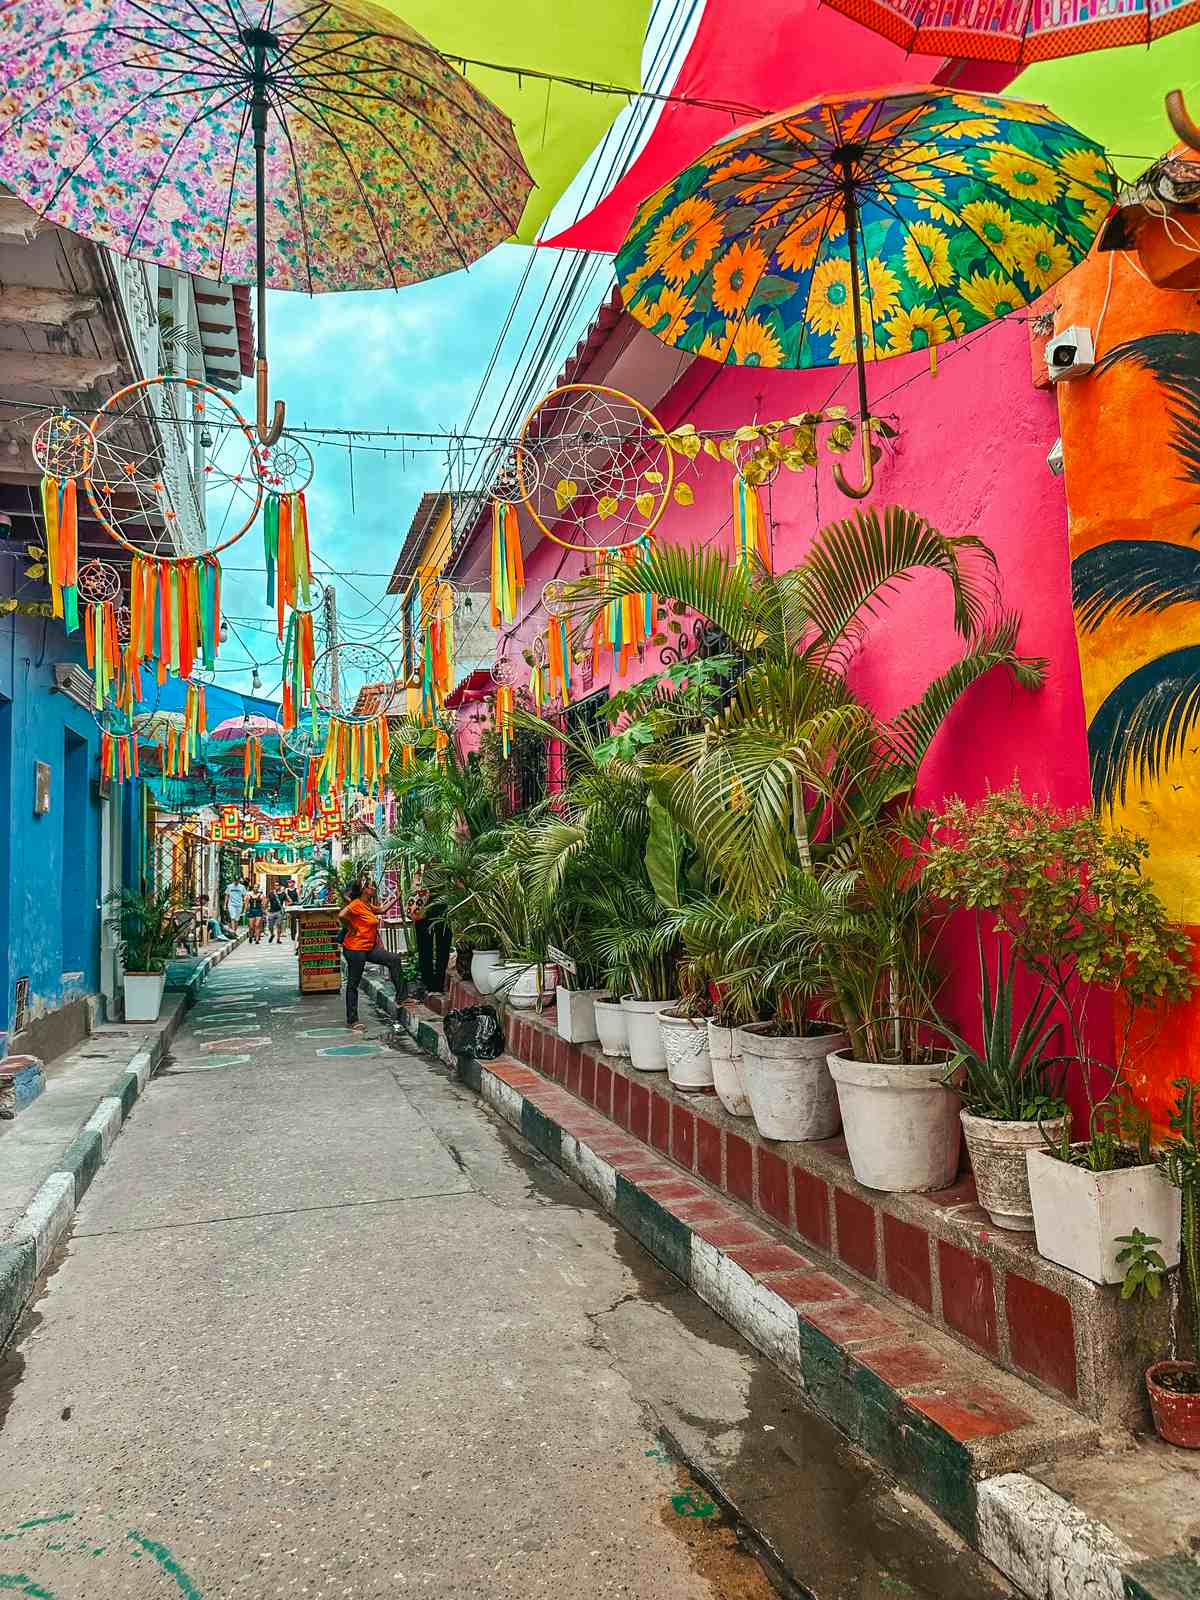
[0,944,1014,1598]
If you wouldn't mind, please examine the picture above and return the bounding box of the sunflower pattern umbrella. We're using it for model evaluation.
[616,86,1114,496]
[0,0,531,441]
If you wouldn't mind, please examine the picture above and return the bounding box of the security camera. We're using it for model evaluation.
[1047,437,1065,476]
[1044,326,1095,382]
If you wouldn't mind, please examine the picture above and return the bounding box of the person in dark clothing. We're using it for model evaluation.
[246,889,265,944]
[407,865,451,995]
[338,878,406,1031]
[266,887,285,943]
[284,879,301,942]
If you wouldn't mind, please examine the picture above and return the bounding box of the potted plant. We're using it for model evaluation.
[1149,1078,1200,1447]
[939,931,1068,1230]
[819,818,961,1192]
[659,963,715,1092]
[107,884,179,1022]
[927,786,1196,1269]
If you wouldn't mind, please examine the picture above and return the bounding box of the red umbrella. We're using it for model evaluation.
[820,0,1200,64]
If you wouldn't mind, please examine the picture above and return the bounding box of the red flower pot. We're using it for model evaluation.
[1147,1361,1200,1448]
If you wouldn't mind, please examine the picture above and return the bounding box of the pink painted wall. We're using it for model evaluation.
[473,314,1099,1067]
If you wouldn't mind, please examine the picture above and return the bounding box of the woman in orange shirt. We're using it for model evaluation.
[338,878,407,1032]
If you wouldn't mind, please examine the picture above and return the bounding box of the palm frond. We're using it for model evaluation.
[1096,333,1200,491]
[565,543,775,655]
[797,505,996,649]
[1089,645,1200,811]
[880,614,1046,783]
[1072,539,1200,633]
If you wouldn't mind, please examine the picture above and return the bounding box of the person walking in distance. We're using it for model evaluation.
[225,878,246,932]
[339,877,406,1032]
[284,878,301,942]
[266,885,285,944]
[246,886,265,944]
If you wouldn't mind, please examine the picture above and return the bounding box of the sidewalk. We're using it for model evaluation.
[0,933,243,1344]
[376,977,1200,1600]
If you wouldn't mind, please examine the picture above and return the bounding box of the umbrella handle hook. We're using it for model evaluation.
[256,358,286,447]
[1167,90,1200,152]
[832,417,875,500]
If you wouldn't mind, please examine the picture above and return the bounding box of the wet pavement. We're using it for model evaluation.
[0,943,1015,1598]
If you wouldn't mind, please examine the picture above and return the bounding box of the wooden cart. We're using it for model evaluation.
[294,906,342,994]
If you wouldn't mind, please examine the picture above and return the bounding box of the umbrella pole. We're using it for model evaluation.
[248,30,286,447]
[833,169,875,501]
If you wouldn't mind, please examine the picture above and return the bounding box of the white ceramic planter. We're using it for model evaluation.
[828,1049,962,1193]
[621,995,672,1072]
[556,985,603,1044]
[1026,1145,1182,1284]
[707,1021,753,1117]
[594,997,630,1058]
[960,1111,1067,1231]
[503,963,558,1010]
[659,1009,714,1090]
[739,1024,848,1141]
[471,949,502,995]
[124,971,166,1023]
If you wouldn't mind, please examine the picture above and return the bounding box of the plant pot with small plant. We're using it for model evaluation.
[658,964,714,1092]
[927,786,1196,1270]
[938,930,1069,1231]
[1148,1078,1200,1446]
[106,885,179,1023]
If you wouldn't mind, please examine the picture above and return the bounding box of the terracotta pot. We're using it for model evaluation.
[1147,1361,1200,1448]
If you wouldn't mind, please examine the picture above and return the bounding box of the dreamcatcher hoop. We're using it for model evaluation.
[483,439,540,506]
[282,714,330,764]
[32,411,95,478]
[115,605,131,642]
[490,652,518,687]
[516,383,674,554]
[86,376,263,559]
[541,579,571,619]
[253,434,315,496]
[76,559,122,606]
[312,640,396,724]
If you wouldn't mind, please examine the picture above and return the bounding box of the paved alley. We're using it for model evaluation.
[0,945,1015,1599]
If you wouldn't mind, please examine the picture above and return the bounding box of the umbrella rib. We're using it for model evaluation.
[280,90,433,281]
[122,82,245,260]
[264,82,319,293]
[288,80,508,259]
[893,162,1091,250]
[866,187,963,336]
[215,95,253,282]
[119,0,242,75]
[280,41,532,183]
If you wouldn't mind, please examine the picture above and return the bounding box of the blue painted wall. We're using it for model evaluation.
[0,555,103,1035]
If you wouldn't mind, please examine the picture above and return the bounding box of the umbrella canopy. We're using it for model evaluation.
[616,85,1114,494]
[132,710,186,741]
[819,0,1199,66]
[0,0,531,439]
[208,715,282,741]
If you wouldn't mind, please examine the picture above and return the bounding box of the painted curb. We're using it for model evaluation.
[383,986,1185,1600]
[0,930,247,1354]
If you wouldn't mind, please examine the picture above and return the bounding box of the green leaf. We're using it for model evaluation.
[645,791,687,910]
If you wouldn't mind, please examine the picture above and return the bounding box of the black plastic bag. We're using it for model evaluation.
[443,1005,505,1060]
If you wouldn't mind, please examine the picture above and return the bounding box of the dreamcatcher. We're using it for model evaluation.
[86,377,262,680]
[76,560,123,708]
[485,442,537,628]
[312,641,394,799]
[33,409,94,630]
[541,581,574,708]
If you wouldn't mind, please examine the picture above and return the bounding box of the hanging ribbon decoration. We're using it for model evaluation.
[83,597,121,709]
[126,554,222,682]
[495,684,514,759]
[421,583,455,718]
[280,608,316,732]
[592,537,657,677]
[99,727,139,784]
[264,492,313,640]
[547,615,573,706]
[41,474,79,631]
[314,715,391,800]
[243,734,262,797]
[733,475,771,573]
[490,500,524,626]
[529,661,544,712]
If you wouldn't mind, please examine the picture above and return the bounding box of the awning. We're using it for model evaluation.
[444,668,494,710]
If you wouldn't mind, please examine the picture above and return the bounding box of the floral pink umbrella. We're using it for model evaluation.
[0,0,531,442]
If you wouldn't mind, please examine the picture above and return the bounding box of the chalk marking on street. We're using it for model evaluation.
[197,1036,269,1052]
[126,1531,202,1598]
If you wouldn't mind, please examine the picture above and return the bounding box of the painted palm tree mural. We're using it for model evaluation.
[1072,330,1200,812]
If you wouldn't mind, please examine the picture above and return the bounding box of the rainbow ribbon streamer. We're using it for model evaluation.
[734,475,771,573]
[547,615,572,705]
[490,501,524,626]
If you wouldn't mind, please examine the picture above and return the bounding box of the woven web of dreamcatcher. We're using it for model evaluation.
[312,641,396,723]
[517,384,672,553]
[32,411,95,478]
[254,434,315,496]
[76,559,122,606]
[86,377,262,559]
[481,439,539,505]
